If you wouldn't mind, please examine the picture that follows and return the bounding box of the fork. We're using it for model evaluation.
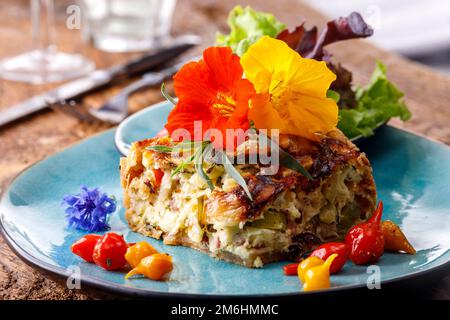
[49,57,199,124]
[88,72,167,123]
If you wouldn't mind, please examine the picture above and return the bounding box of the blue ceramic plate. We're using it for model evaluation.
[1,101,450,298]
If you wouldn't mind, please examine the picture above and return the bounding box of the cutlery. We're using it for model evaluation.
[87,56,200,124]
[0,35,199,128]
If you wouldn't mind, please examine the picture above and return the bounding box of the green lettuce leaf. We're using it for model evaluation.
[337,62,412,139]
[216,5,285,56]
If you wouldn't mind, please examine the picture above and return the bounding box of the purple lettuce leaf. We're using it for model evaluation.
[276,12,373,60]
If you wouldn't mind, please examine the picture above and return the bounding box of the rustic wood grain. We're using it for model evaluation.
[0,0,449,300]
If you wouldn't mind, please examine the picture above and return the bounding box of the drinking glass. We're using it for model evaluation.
[0,0,94,84]
[82,0,177,52]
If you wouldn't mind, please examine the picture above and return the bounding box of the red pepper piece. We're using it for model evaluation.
[345,201,385,265]
[71,234,102,263]
[152,168,164,187]
[93,233,128,271]
[310,242,349,274]
[283,263,300,276]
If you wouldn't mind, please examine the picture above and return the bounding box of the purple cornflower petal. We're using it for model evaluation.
[62,185,116,232]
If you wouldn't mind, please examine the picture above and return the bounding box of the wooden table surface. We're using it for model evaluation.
[0,0,449,300]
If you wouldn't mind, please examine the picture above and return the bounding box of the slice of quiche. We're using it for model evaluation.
[120,130,376,268]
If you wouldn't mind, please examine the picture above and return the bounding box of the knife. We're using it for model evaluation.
[0,35,199,128]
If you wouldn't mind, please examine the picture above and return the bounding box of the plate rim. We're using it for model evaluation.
[1,106,450,298]
[2,210,450,298]
[115,100,171,156]
[0,212,450,299]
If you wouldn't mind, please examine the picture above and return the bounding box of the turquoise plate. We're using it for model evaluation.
[1,101,450,297]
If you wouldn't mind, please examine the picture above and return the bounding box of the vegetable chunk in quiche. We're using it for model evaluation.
[120,130,376,268]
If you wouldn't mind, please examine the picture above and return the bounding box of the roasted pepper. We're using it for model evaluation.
[345,201,385,265]
[302,254,337,291]
[283,263,300,276]
[381,220,416,254]
[125,253,173,281]
[71,234,101,263]
[92,233,128,271]
[125,241,158,268]
[297,256,324,283]
[310,242,349,274]
[153,169,165,187]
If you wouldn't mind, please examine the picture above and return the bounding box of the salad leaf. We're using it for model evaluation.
[277,24,318,55]
[326,89,341,103]
[216,5,285,56]
[328,62,357,109]
[277,23,317,56]
[277,12,373,60]
[338,62,412,138]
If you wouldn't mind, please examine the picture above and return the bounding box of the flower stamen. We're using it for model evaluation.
[212,92,238,118]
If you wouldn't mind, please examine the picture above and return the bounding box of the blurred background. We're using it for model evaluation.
[0,0,449,141]
[1,0,449,79]
[303,0,450,75]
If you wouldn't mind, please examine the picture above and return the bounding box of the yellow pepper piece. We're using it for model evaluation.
[125,253,173,281]
[125,241,158,268]
[303,254,337,291]
[381,220,416,255]
[297,256,324,283]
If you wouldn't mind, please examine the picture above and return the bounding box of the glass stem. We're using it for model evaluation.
[31,0,56,64]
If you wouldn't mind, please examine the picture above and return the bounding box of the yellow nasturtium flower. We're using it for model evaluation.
[241,36,338,141]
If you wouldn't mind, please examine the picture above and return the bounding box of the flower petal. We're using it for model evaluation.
[241,36,297,93]
[203,46,244,90]
[165,100,213,141]
[241,36,338,140]
[62,186,115,232]
[285,95,338,139]
[173,60,214,105]
[248,93,287,134]
[168,46,255,148]
[289,59,336,97]
[174,46,246,106]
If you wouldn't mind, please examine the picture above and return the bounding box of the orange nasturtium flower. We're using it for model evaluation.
[241,36,339,141]
[164,46,255,149]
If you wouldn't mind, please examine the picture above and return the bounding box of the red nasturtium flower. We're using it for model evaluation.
[164,46,255,149]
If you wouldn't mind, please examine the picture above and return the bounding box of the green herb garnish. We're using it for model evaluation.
[161,82,177,105]
[219,150,253,200]
[146,145,174,152]
[194,143,214,190]
[258,132,312,180]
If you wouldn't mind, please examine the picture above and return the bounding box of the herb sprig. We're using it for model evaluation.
[147,133,312,200]
[161,82,177,105]
[147,141,215,190]
[148,141,253,196]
